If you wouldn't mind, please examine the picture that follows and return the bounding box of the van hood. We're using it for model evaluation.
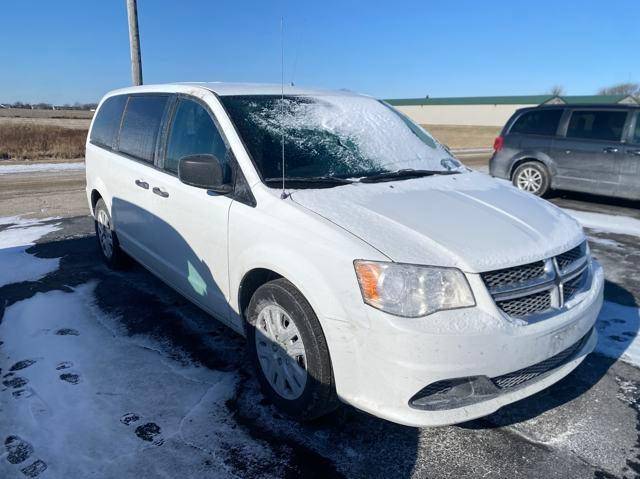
[290,171,584,273]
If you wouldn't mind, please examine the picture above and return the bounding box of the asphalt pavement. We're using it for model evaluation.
[1,161,640,478]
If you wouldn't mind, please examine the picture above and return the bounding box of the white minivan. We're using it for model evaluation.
[86,83,604,427]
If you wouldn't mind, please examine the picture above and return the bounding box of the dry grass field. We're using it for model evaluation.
[0,123,87,160]
[0,109,90,160]
[423,124,501,149]
[0,108,93,119]
[0,109,498,162]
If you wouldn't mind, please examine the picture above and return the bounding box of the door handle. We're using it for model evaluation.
[152,187,169,198]
[135,179,149,189]
[603,147,619,153]
[627,149,640,156]
[564,149,572,154]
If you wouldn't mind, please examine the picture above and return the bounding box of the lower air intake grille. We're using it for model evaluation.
[492,329,591,390]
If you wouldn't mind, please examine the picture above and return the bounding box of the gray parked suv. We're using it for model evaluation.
[490,104,640,199]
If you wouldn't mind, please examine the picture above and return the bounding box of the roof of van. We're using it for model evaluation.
[105,82,364,98]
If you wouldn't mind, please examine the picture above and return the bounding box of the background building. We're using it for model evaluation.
[385,94,639,126]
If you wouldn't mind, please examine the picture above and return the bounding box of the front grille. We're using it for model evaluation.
[496,290,552,318]
[482,242,589,320]
[481,261,545,290]
[563,270,588,303]
[556,242,586,272]
[492,329,592,389]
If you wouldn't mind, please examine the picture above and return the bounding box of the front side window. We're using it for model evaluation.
[90,95,127,149]
[510,109,562,136]
[118,95,169,163]
[634,115,640,144]
[164,99,227,175]
[220,95,457,182]
[566,110,628,142]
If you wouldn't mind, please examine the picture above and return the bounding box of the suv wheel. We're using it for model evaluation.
[94,198,128,269]
[246,278,339,421]
[512,161,550,197]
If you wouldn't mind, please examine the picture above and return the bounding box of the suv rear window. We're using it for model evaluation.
[566,110,627,142]
[118,95,170,163]
[510,109,562,136]
[90,95,127,149]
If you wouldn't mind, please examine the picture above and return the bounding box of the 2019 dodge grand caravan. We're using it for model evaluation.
[86,83,604,427]
[490,104,640,199]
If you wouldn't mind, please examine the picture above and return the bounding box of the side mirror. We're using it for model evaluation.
[178,154,232,194]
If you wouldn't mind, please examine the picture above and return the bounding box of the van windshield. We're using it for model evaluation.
[220,94,462,185]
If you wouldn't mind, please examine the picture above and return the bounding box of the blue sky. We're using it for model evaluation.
[1,0,638,104]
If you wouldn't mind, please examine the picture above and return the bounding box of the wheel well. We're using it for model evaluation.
[238,268,282,319]
[90,190,103,213]
[510,158,545,179]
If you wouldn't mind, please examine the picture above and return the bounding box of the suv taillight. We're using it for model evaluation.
[493,136,504,152]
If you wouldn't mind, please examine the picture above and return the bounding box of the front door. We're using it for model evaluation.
[145,96,233,321]
[550,109,628,195]
[619,112,640,200]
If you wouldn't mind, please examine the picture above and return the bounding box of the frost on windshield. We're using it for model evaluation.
[222,95,460,179]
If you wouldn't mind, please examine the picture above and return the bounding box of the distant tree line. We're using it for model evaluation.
[548,82,640,99]
[0,101,98,110]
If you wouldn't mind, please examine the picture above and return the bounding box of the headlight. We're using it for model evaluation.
[353,260,475,317]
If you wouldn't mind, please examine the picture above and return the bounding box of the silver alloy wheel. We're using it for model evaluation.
[516,167,543,193]
[96,208,114,259]
[254,304,307,400]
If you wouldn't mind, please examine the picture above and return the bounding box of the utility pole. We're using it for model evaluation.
[126,0,143,85]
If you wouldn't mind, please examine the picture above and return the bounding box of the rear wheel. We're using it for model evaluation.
[246,278,339,421]
[94,198,128,269]
[512,161,550,197]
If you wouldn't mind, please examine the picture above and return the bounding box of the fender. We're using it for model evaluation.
[508,150,557,178]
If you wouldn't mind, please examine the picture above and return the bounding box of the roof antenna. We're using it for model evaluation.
[280,16,288,200]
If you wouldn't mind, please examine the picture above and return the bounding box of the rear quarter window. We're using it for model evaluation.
[118,95,170,163]
[509,109,563,136]
[90,95,127,149]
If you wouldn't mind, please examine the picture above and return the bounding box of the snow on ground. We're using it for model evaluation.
[564,208,640,237]
[0,162,84,175]
[0,284,278,479]
[596,300,640,367]
[0,217,61,287]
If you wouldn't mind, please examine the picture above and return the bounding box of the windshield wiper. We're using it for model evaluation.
[264,176,354,188]
[359,169,460,183]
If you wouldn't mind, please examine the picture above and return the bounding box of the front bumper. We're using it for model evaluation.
[326,261,604,427]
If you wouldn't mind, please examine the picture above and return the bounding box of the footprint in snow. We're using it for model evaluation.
[59,373,81,385]
[2,374,29,389]
[55,361,73,370]
[3,436,48,477]
[21,459,48,478]
[135,422,164,446]
[120,413,140,426]
[4,436,34,464]
[55,328,79,336]
[9,359,38,372]
[120,414,164,446]
[608,335,628,343]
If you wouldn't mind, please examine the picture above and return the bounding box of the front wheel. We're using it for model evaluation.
[512,161,551,197]
[246,278,339,421]
[94,198,129,269]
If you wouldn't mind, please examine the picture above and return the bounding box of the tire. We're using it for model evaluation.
[512,161,551,197]
[94,198,129,269]
[246,278,339,421]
